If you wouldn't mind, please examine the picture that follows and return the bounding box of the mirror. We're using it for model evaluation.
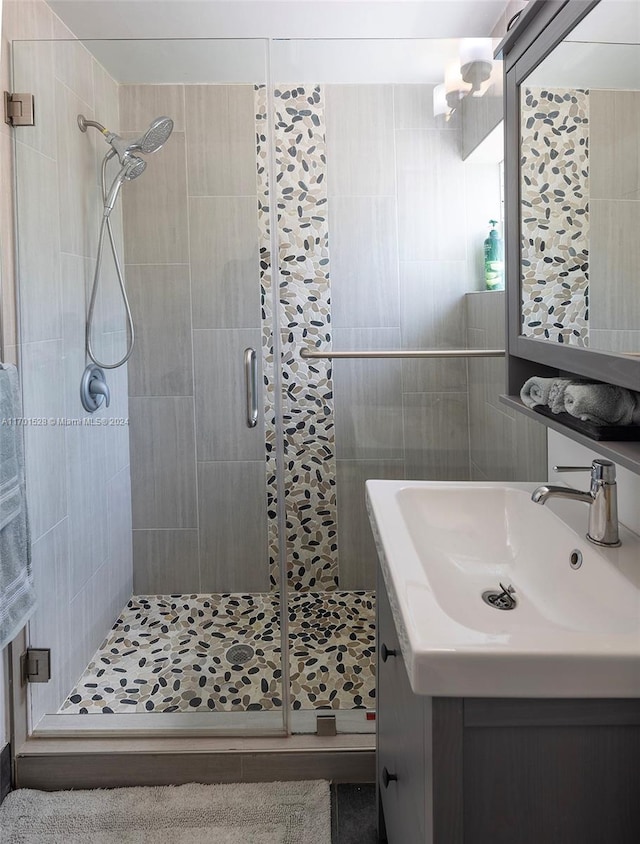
[519,0,640,355]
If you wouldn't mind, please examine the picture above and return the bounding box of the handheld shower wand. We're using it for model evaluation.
[78,113,174,370]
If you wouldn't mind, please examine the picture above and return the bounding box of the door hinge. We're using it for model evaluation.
[316,715,337,737]
[4,92,35,127]
[20,648,51,684]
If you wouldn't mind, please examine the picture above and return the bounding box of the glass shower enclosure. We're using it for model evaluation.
[11,33,523,739]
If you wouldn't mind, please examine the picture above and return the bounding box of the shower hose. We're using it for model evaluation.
[85,150,135,370]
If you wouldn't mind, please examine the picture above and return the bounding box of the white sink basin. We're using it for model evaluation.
[366,480,640,697]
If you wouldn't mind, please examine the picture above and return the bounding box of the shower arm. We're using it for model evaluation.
[77,114,108,135]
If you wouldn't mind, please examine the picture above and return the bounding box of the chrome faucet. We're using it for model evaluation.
[531,459,621,547]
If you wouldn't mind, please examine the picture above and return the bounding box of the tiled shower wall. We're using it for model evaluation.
[124,81,503,594]
[466,291,547,481]
[520,85,640,352]
[122,83,269,596]
[0,0,132,725]
[589,89,640,353]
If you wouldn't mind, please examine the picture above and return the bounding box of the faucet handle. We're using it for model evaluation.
[554,460,616,483]
[553,466,591,473]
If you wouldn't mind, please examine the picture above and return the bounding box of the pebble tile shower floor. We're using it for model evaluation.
[60,592,376,714]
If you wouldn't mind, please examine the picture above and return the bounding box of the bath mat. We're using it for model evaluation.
[0,780,330,843]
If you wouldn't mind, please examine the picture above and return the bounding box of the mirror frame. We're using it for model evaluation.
[502,0,640,393]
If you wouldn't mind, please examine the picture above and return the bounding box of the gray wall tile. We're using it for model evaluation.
[590,90,640,201]
[56,80,100,258]
[466,290,506,338]
[129,396,197,528]
[590,199,640,331]
[122,131,189,264]
[512,414,547,482]
[54,39,94,108]
[11,36,133,726]
[66,422,108,598]
[469,400,516,480]
[92,60,120,139]
[330,196,399,328]
[21,340,67,541]
[133,529,199,594]
[120,84,185,133]
[393,84,439,130]
[15,144,62,342]
[61,253,91,415]
[403,392,470,480]
[464,291,546,482]
[336,459,404,591]
[29,519,70,720]
[127,264,193,397]
[325,85,395,197]
[400,261,468,393]
[189,197,261,329]
[102,332,131,480]
[396,128,466,261]
[198,461,268,592]
[333,328,403,460]
[589,329,640,354]
[107,467,133,616]
[460,89,503,161]
[193,329,264,461]
[185,85,256,197]
[12,40,55,158]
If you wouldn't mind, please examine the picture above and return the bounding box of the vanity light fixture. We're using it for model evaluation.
[460,38,494,94]
[433,38,494,119]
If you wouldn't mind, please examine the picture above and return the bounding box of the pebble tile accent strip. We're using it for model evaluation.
[255,84,339,592]
[60,592,376,714]
[520,87,589,345]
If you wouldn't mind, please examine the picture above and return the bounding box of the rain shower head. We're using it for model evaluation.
[78,114,174,164]
[133,116,174,154]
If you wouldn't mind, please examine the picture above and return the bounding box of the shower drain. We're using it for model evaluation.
[482,583,517,611]
[225,644,255,665]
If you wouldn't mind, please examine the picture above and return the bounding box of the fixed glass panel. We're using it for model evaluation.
[13,37,288,734]
[268,38,541,733]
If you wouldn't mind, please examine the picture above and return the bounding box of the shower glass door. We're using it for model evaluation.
[269,38,513,733]
[13,37,290,735]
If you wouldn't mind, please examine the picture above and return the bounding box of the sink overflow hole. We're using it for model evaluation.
[569,549,583,569]
[225,644,255,665]
[482,583,517,611]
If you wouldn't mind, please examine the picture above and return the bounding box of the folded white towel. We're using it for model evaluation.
[520,376,572,410]
[548,379,573,414]
[520,376,556,409]
[564,383,640,426]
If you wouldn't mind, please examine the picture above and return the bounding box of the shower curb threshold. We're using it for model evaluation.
[15,734,375,791]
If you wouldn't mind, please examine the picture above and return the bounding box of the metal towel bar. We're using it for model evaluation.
[300,348,505,360]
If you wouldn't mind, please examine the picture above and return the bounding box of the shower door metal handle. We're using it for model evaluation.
[244,348,258,429]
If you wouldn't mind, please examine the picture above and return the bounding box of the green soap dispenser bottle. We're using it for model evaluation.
[484,220,504,291]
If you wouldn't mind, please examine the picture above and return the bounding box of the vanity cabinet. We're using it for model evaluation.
[376,566,640,844]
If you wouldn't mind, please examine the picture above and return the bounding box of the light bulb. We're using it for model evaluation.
[433,83,448,118]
